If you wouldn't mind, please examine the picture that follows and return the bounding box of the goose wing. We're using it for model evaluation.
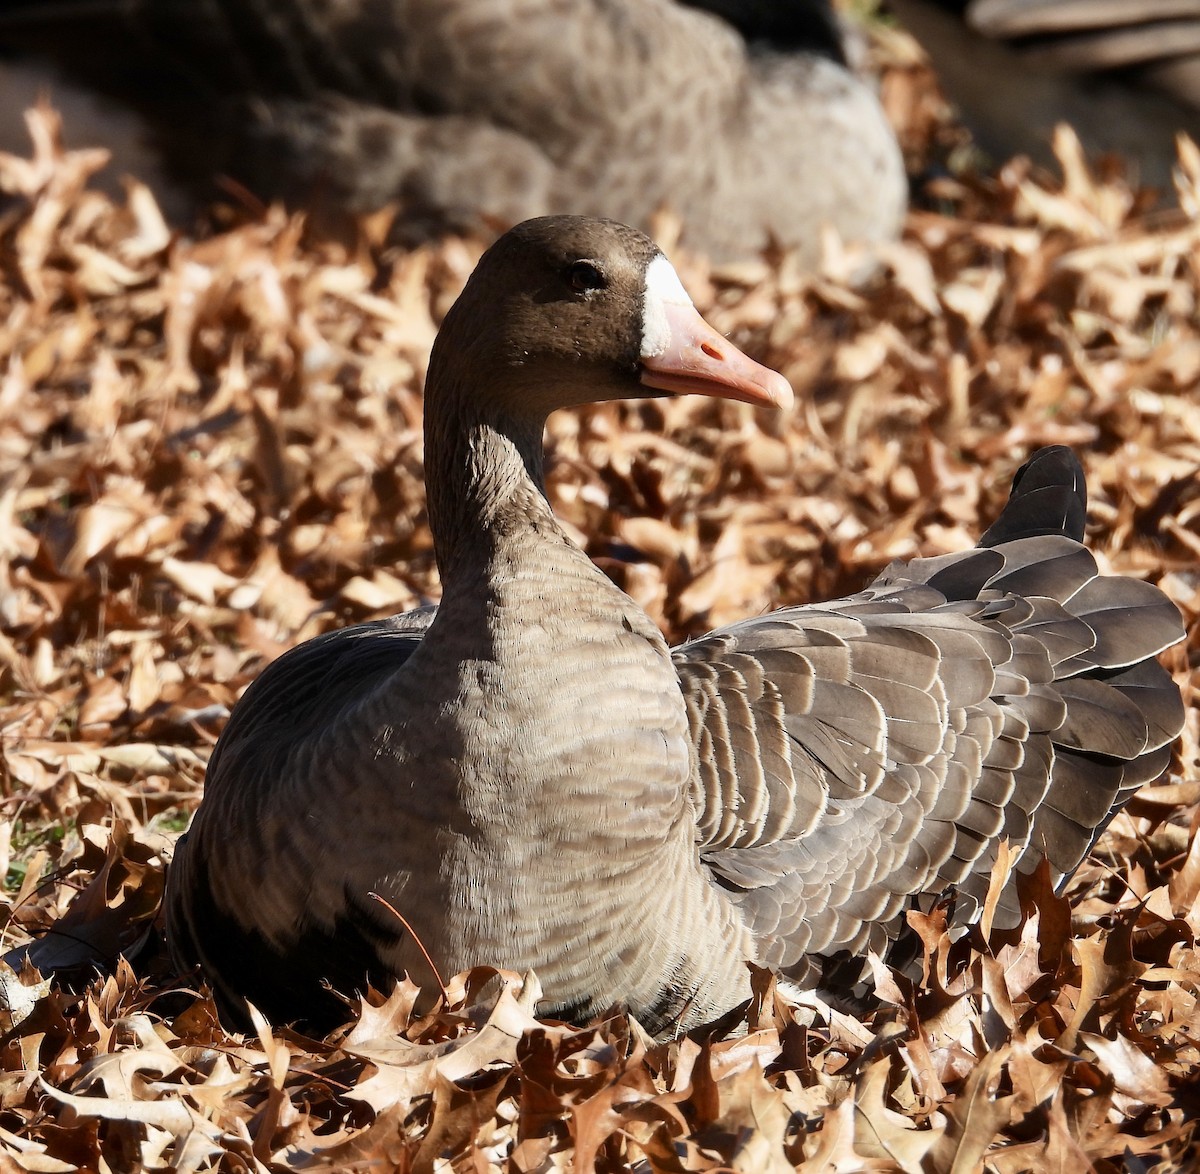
[165,606,436,1023]
[674,448,1184,978]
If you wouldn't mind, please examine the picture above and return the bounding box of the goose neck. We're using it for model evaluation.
[423,380,557,587]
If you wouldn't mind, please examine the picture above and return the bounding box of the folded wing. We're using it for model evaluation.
[676,447,1184,981]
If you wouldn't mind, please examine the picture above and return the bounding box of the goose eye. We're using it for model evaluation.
[567,260,606,292]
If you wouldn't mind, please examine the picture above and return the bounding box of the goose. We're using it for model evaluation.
[0,0,905,264]
[164,215,1185,1036]
[889,0,1200,188]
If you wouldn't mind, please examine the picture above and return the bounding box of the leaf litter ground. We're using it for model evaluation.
[1,41,1200,1174]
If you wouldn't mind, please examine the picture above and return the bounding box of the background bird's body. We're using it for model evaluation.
[0,0,905,261]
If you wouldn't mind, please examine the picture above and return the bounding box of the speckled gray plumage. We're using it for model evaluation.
[164,217,1185,1038]
[0,0,905,263]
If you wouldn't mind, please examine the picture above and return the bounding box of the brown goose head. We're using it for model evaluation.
[426,215,794,421]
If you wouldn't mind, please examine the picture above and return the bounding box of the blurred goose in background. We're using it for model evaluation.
[165,215,1184,1035]
[0,0,906,262]
[888,0,1200,187]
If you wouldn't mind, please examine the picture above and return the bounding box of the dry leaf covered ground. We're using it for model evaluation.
[1,36,1200,1174]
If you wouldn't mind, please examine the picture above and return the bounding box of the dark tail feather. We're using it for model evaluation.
[979,445,1087,547]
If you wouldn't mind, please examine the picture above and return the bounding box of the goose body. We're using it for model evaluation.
[165,216,1185,1036]
[890,0,1200,185]
[0,0,905,263]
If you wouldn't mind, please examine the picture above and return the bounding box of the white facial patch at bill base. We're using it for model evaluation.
[639,254,694,359]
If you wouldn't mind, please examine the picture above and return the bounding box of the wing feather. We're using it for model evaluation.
[676,449,1184,986]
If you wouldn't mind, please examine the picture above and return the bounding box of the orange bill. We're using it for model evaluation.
[639,301,793,411]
